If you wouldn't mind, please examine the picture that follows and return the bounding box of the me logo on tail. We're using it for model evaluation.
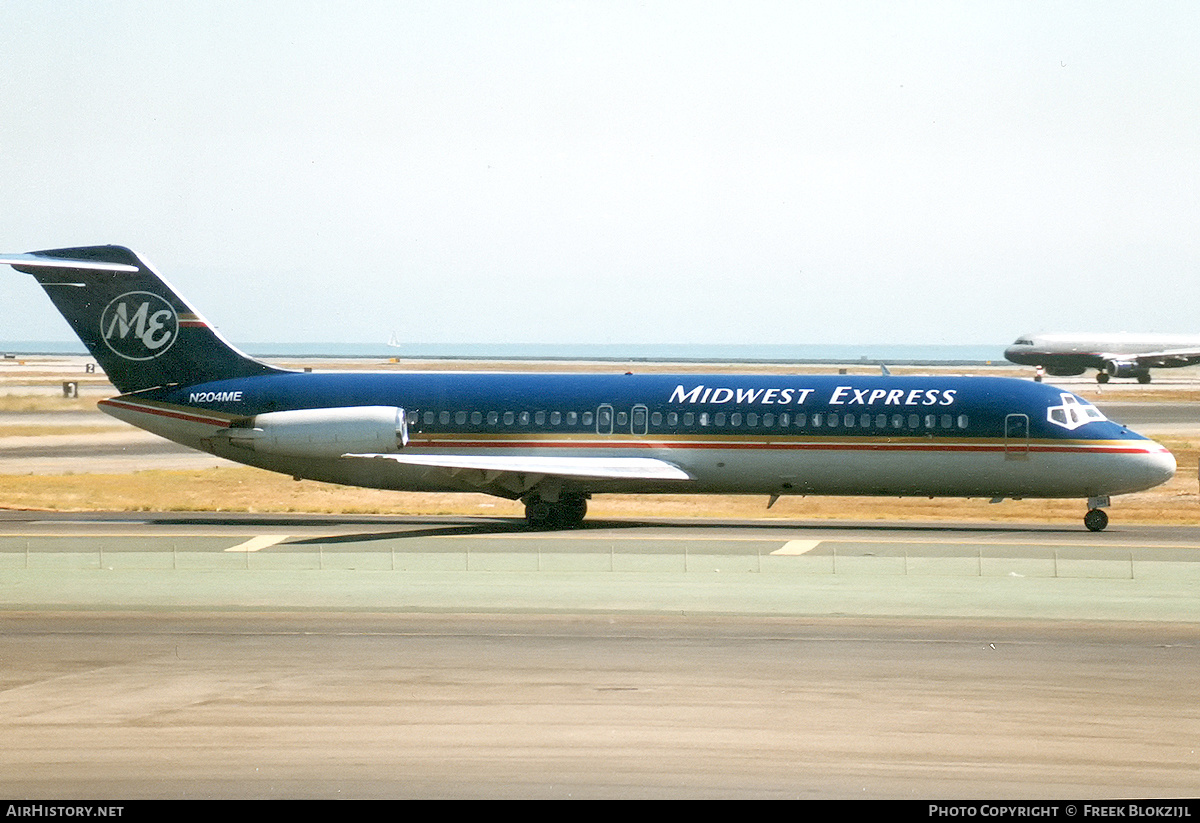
[100,291,179,361]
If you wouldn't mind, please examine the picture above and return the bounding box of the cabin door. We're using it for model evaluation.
[1004,413,1030,460]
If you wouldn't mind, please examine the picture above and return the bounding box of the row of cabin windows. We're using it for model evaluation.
[420,409,593,428]
[413,408,969,432]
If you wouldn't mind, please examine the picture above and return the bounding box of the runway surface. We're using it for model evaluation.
[1,512,1198,798]
[2,511,1199,619]
[2,611,1197,799]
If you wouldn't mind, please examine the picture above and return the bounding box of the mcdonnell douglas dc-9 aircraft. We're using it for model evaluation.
[2,246,1177,531]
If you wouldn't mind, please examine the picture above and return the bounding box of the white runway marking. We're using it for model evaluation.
[770,540,823,556]
[225,535,290,553]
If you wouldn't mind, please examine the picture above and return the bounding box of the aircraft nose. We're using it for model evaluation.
[1128,441,1176,492]
[1003,343,1027,362]
[1149,443,1177,484]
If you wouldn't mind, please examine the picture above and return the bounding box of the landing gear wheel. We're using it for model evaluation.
[524,499,552,530]
[523,494,588,531]
[558,495,587,529]
[1096,373,1110,384]
[1084,508,1109,532]
[1137,373,1152,384]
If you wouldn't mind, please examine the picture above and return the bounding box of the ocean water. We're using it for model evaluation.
[2,340,1006,364]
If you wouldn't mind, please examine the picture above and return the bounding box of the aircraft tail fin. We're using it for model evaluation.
[2,245,284,394]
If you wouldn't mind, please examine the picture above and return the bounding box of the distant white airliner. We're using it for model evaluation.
[1005,333,1200,383]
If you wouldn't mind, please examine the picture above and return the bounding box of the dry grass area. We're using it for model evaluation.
[0,396,102,413]
[0,425,120,437]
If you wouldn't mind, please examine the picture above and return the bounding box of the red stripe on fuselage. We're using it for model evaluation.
[404,436,1162,456]
[98,398,236,427]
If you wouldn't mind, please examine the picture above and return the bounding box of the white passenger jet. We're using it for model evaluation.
[1006,333,1200,383]
[2,246,1177,531]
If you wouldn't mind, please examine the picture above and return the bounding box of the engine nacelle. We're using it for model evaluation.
[223,406,407,457]
[1104,359,1142,379]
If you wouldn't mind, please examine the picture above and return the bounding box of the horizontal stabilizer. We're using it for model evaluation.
[2,244,284,393]
[344,453,693,481]
[0,252,139,273]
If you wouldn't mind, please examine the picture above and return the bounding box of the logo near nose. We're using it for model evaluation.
[100,291,179,361]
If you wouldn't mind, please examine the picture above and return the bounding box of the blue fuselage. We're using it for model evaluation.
[100,370,1175,501]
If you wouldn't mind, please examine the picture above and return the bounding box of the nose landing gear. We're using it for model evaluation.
[1084,496,1110,532]
[1083,508,1109,532]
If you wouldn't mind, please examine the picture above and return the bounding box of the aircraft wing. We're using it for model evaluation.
[342,452,693,495]
[1118,348,1200,368]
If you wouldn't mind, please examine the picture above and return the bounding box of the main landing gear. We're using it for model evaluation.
[1084,496,1111,532]
[523,492,588,531]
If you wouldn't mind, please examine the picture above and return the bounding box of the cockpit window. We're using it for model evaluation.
[1046,394,1106,431]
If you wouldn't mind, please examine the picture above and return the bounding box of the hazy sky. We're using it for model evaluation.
[3,2,1198,348]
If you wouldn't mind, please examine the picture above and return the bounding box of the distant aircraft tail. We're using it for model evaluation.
[1,245,284,394]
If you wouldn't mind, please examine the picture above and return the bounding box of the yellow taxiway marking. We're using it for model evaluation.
[770,540,823,556]
[225,535,290,553]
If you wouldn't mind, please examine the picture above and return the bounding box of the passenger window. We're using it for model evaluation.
[503,411,515,426]
[487,411,499,426]
[631,406,647,435]
[439,411,450,425]
[596,406,612,434]
[550,411,561,425]
[470,411,482,425]
[535,411,546,425]
[455,411,467,425]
